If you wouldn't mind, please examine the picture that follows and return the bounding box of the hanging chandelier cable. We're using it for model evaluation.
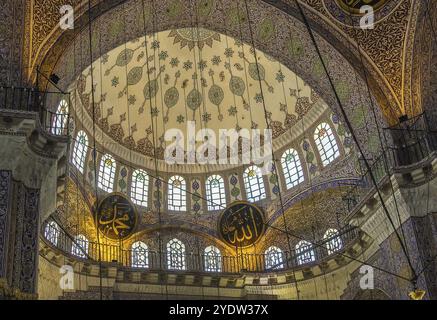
[291,0,418,283]
[87,0,104,300]
[242,0,306,299]
[344,5,419,288]
[65,0,424,288]
[192,0,208,299]
[140,0,169,299]
[66,131,417,283]
[266,223,411,282]
[426,0,437,43]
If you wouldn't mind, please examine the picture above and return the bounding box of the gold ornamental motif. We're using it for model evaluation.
[218,201,265,248]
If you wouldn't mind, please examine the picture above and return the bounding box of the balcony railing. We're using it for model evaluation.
[0,86,70,136]
[342,113,437,214]
[41,219,360,274]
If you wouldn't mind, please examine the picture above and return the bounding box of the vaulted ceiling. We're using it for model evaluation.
[73,28,324,160]
[23,0,427,122]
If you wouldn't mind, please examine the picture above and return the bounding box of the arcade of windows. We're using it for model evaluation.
[44,221,343,271]
[69,123,341,212]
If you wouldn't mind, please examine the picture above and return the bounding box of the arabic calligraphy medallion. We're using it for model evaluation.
[218,201,265,248]
[96,193,138,240]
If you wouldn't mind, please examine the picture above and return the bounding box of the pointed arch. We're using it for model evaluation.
[206,175,226,211]
[44,221,60,246]
[243,165,266,202]
[98,154,116,192]
[168,175,186,211]
[323,228,343,255]
[72,131,89,173]
[204,245,222,272]
[131,241,149,268]
[131,169,149,207]
[51,99,69,135]
[71,234,89,258]
[281,148,304,189]
[296,240,315,265]
[314,123,340,166]
[167,238,186,270]
[265,246,284,270]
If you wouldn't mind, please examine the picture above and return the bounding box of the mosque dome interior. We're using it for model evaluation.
[0,0,436,302]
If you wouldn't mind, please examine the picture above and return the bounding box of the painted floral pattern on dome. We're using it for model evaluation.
[75,28,320,160]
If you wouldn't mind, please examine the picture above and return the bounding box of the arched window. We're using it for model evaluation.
[296,240,315,266]
[72,131,89,173]
[323,228,343,255]
[51,99,69,135]
[167,238,186,270]
[281,149,304,189]
[71,234,89,258]
[168,176,186,211]
[131,241,149,268]
[243,165,266,202]
[265,246,284,270]
[44,221,60,246]
[314,123,340,166]
[204,246,222,272]
[206,175,226,211]
[131,169,149,207]
[98,154,116,193]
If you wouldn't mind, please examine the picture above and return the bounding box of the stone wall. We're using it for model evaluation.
[0,0,26,86]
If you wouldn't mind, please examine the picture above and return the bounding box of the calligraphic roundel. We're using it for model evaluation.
[96,193,138,240]
[218,201,265,248]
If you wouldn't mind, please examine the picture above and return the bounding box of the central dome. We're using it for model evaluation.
[72,28,326,170]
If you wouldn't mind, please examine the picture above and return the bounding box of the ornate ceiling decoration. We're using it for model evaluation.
[308,0,411,115]
[24,0,421,122]
[322,0,400,26]
[74,28,319,159]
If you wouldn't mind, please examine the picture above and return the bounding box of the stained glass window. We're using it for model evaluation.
[51,99,69,135]
[204,246,222,272]
[71,234,89,258]
[206,175,226,211]
[131,169,149,207]
[131,241,149,268]
[167,238,186,270]
[243,166,266,202]
[281,149,304,189]
[44,221,60,246]
[296,240,315,265]
[98,154,116,193]
[265,246,284,270]
[168,176,186,211]
[72,131,89,173]
[323,228,343,255]
[314,123,340,166]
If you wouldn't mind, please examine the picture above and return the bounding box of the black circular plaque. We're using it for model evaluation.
[95,193,137,240]
[218,201,265,248]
